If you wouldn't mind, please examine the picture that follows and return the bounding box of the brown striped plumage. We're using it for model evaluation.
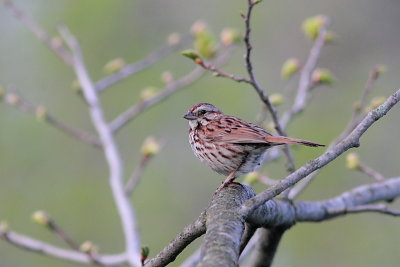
[183,103,324,189]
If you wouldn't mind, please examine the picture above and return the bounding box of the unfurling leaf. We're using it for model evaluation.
[281,58,301,79]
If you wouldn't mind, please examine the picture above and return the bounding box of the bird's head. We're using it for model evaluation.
[183,103,221,129]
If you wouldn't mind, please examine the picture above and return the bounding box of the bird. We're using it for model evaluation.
[183,103,324,191]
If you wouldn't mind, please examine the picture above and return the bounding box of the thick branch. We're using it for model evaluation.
[243,0,295,172]
[241,88,400,218]
[246,177,400,226]
[245,227,285,267]
[145,212,206,267]
[197,184,255,267]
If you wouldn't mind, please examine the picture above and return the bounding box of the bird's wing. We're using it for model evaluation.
[203,117,271,144]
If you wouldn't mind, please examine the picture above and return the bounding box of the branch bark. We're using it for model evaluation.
[240,88,400,218]
[197,185,255,267]
[145,211,206,267]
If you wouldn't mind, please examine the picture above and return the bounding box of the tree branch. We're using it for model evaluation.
[95,34,192,93]
[246,177,400,227]
[2,0,73,66]
[0,230,126,266]
[242,0,295,172]
[280,21,329,129]
[197,184,255,267]
[241,88,400,218]
[59,25,141,266]
[245,227,285,267]
[109,45,234,133]
[145,211,207,267]
[1,89,101,147]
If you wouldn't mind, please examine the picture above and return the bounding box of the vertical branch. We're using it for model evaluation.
[243,0,296,172]
[59,26,141,266]
[280,22,329,129]
[245,227,285,267]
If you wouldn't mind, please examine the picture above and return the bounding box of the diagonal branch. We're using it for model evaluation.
[280,22,329,129]
[95,34,192,93]
[2,0,73,66]
[0,230,126,266]
[241,88,400,218]
[145,211,207,267]
[59,25,141,266]
[109,45,234,133]
[1,89,101,147]
[287,66,384,199]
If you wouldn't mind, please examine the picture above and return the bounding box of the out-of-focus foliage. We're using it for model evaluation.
[1,0,400,266]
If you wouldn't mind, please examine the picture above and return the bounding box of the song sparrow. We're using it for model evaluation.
[183,103,324,190]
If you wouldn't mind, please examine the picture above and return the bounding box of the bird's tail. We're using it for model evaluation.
[265,136,325,147]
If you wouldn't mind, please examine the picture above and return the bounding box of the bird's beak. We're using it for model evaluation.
[183,112,197,120]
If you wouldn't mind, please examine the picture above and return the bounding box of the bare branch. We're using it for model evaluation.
[245,227,285,267]
[280,21,329,129]
[125,156,152,196]
[95,34,192,93]
[180,247,201,267]
[345,204,400,216]
[194,57,251,83]
[358,162,386,181]
[2,0,73,66]
[0,230,126,266]
[287,66,384,199]
[242,0,296,172]
[246,176,400,226]
[197,185,255,267]
[339,66,385,141]
[109,45,234,133]
[145,212,206,267]
[1,89,101,147]
[241,88,400,218]
[240,223,257,253]
[59,25,141,266]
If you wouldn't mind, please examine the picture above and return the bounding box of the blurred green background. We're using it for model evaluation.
[1,0,400,266]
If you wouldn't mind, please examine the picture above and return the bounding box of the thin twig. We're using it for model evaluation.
[345,204,400,216]
[338,66,384,142]
[194,58,251,83]
[280,21,329,129]
[358,162,385,181]
[42,218,105,265]
[0,230,126,266]
[242,0,296,172]
[95,34,192,93]
[2,0,73,65]
[59,25,141,266]
[241,88,400,218]
[1,89,101,147]
[125,156,151,196]
[109,45,235,133]
[287,66,384,199]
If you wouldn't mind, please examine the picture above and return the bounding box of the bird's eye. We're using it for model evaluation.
[197,110,207,116]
